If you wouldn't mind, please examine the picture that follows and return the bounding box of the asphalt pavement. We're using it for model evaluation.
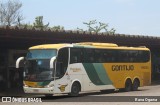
[1,83,160,105]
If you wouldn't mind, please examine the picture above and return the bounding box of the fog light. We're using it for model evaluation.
[44,84,54,88]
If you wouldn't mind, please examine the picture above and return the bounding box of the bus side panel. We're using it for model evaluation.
[67,63,91,92]
[67,63,115,92]
[103,62,151,89]
[82,63,113,85]
[141,61,151,86]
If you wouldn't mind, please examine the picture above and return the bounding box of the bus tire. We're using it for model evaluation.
[132,79,140,91]
[69,82,80,96]
[100,89,115,93]
[124,79,132,92]
[45,94,53,97]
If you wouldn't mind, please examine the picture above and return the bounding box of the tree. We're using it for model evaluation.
[77,20,116,35]
[0,0,23,26]
[33,16,49,29]
[51,25,64,31]
[32,16,65,30]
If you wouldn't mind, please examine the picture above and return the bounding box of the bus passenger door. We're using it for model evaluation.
[54,48,70,93]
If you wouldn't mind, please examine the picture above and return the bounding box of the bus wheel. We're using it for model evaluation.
[45,94,53,97]
[101,89,115,93]
[69,82,80,96]
[124,79,132,92]
[132,79,140,91]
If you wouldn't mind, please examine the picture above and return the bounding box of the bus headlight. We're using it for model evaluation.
[23,84,28,87]
[44,85,50,88]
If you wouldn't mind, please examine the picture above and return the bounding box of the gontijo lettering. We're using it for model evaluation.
[112,65,134,71]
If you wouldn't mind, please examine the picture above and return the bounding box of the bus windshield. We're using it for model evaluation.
[24,49,57,81]
[26,49,57,59]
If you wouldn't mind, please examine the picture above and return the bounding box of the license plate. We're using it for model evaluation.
[33,89,39,92]
[25,81,37,87]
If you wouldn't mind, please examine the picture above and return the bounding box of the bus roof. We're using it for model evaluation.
[29,42,149,51]
[29,44,71,50]
[74,42,149,50]
[75,42,118,47]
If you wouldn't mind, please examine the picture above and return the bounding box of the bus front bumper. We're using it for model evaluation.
[23,86,54,94]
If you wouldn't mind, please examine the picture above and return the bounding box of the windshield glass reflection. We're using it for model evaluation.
[24,49,57,81]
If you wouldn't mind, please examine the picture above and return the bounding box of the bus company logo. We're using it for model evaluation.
[112,65,134,71]
[2,97,11,102]
[70,68,81,72]
[58,84,68,92]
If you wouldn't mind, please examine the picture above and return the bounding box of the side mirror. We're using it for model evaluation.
[50,56,56,69]
[16,57,24,68]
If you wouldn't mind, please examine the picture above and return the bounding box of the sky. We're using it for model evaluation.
[7,0,160,36]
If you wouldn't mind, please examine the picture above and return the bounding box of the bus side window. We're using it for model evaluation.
[70,48,83,64]
[139,51,150,62]
[84,49,94,63]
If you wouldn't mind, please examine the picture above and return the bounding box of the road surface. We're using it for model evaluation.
[1,84,160,105]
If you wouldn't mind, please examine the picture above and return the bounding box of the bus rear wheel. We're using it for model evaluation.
[124,79,132,92]
[69,82,80,96]
[132,79,140,91]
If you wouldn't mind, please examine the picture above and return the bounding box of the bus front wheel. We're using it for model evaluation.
[45,94,53,97]
[69,82,80,96]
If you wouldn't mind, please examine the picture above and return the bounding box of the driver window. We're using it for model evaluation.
[56,48,69,78]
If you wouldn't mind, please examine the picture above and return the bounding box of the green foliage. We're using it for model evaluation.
[22,24,33,28]
[51,25,64,31]
[33,16,49,29]
[18,16,65,30]
[77,20,116,35]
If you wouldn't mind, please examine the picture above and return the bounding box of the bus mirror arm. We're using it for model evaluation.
[50,56,56,69]
[16,57,24,68]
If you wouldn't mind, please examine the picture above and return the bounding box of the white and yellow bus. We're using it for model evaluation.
[16,42,151,96]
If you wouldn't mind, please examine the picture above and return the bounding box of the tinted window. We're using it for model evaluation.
[70,48,83,63]
[84,49,94,63]
[70,48,150,63]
